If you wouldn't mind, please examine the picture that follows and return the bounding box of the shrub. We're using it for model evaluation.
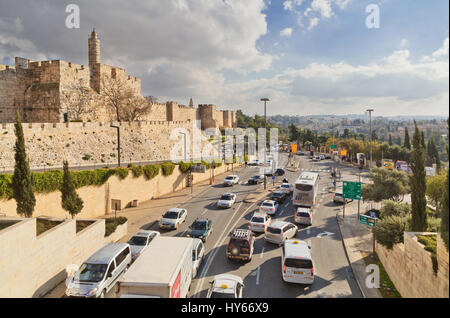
[105,217,127,237]
[179,161,192,174]
[143,164,160,180]
[129,164,143,178]
[161,162,175,176]
[373,215,410,249]
[426,216,441,233]
[379,200,410,219]
[82,154,92,161]
[0,175,13,199]
[417,235,438,275]
[114,167,129,180]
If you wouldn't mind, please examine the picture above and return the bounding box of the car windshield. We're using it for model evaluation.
[77,263,108,283]
[210,291,235,298]
[251,217,265,223]
[192,221,207,230]
[262,202,273,207]
[296,184,313,191]
[281,185,290,188]
[335,193,343,197]
[252,176,261,179]
[163,211,179,219]
[284,258,313,269]
[221,195,233,200]
[225,177,234,180]
[297,212,310,218]
[272,192,283,197]
[267,227,281,234]
[128,236,147,246]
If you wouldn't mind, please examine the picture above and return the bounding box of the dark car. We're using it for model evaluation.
[325,154,332,159]
[270,191,287,203]
[226,229,255,262]
[265,168,285,177]
[248,175,264,185]
[185,219,213,243]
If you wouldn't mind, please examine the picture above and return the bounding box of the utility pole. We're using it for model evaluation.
[261,98,270,190]
[110,124,121,167]
[366,109,374,169]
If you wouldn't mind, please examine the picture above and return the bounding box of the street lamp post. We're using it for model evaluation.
[110,124,121,167]
[366,109,374,169]
[261,98,270,190]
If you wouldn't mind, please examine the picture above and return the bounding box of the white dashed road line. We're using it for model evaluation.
[256,266,261,285]
[260,247,265,259]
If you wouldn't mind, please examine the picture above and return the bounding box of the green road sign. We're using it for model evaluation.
[360,214,377,227]
[331,145,337,149]
[343,181,362,200]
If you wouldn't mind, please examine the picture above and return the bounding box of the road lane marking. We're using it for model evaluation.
[201,209,208,216]
[307,229,311,235]
[256,266,261,285]
[260,247,265,259]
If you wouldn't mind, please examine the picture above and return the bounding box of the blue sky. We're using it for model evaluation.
[0,0,448,116]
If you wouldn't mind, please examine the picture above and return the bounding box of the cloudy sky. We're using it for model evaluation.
[0,0,448,117]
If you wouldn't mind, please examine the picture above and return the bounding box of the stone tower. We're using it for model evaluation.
[88,29,101,92]
[189,98,194,108]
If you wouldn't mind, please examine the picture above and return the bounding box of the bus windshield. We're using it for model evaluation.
[296,184,313,192]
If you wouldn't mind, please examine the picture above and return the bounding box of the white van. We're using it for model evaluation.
[281,240,314,285]
[192,239,205,278]
[66,243,132,298]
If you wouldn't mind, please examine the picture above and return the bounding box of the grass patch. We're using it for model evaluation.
[36,219,63,236]
[417,234,438,275]
[76,220,95,233]
[0,221,19,232]
[104,217,127,237]
[363,252,402,298]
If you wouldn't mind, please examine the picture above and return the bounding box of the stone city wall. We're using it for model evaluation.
[376,232,449,298]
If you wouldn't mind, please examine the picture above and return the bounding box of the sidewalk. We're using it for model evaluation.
[336,200,382,298]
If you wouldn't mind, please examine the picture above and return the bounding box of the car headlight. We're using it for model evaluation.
[88,287,98,296]
[199,236,204,238]
[186,234,191,237]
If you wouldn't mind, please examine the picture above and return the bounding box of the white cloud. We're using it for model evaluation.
[334,0,352,10]
[311,0,333,18]
[283,1,293,11]
[432,37,449,59]
[280,27,293,37]
[308,18,320,30]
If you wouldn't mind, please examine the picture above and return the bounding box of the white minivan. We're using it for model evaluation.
[66,243,132,298]
[192,239,205,278]
[281,240,314,285]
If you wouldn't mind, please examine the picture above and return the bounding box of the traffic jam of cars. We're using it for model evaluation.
[65,153,329,299]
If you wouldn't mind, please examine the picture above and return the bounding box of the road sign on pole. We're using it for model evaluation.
[359,214,377,227]
[331,145,337,149]
[343,181,362,200]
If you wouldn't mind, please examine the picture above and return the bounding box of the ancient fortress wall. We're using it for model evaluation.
[0,120,199,170]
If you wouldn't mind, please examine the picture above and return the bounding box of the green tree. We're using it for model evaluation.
[61,161,84,219]
[404,127,411,150]
[410,121,427,232]
[426,170,447,207]
[373,215,411,249]
[388,134,393,146]
[440,119,449,250]
[379,200,410,219]
[421,131,425,149]
[362,167,410,202]
[11,112,36,217]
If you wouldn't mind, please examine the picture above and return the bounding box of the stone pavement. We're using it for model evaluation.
[336,200,382,298]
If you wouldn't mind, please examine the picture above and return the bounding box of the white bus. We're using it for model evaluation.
[293,172,320,207]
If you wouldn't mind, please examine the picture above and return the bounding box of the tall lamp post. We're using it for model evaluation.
[261,98,270,190]
[110,124,121,167]
[366,108,374,169]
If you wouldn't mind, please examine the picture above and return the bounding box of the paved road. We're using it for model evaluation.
[186,154,362,298]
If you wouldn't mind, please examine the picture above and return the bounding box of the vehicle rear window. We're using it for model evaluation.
[262,202,273,207]
[296,184,313,191]
[267,227,281,234]
[281,185,290,188]
[229,239,249,248]
[297,212,310,218]
[221,195,233,200]
[251,217,264,223]
[284,258,313,269]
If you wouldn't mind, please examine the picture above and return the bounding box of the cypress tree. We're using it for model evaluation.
[404,127,411,150]
[410,121,427,232]
[440,119,449,250]
[11,112,36,217]
[388,134,393,146]
[421,131,425,148]
[61,161,84,219]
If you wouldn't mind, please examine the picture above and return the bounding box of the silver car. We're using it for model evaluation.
[223,175,240,186]
[294,208,312,225]
[127,230,160,261]
[66,243,132,298]
[265,221,298,245]
[217,193,237,208]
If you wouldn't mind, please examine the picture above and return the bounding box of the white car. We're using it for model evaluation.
[127,230,160,261]
[319,155,325,160]
[265,221,298,245]
[192,239,205,278]
[259,200,279,215]
[207,274,244,298]
[248,212,272,233]
[312,156,321,162]
[279,183,293,195]
[217,193,237,208]
[223,175,240,186]
[159,208,187,230]
[248,160,260,166]
[294,208,312,226]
